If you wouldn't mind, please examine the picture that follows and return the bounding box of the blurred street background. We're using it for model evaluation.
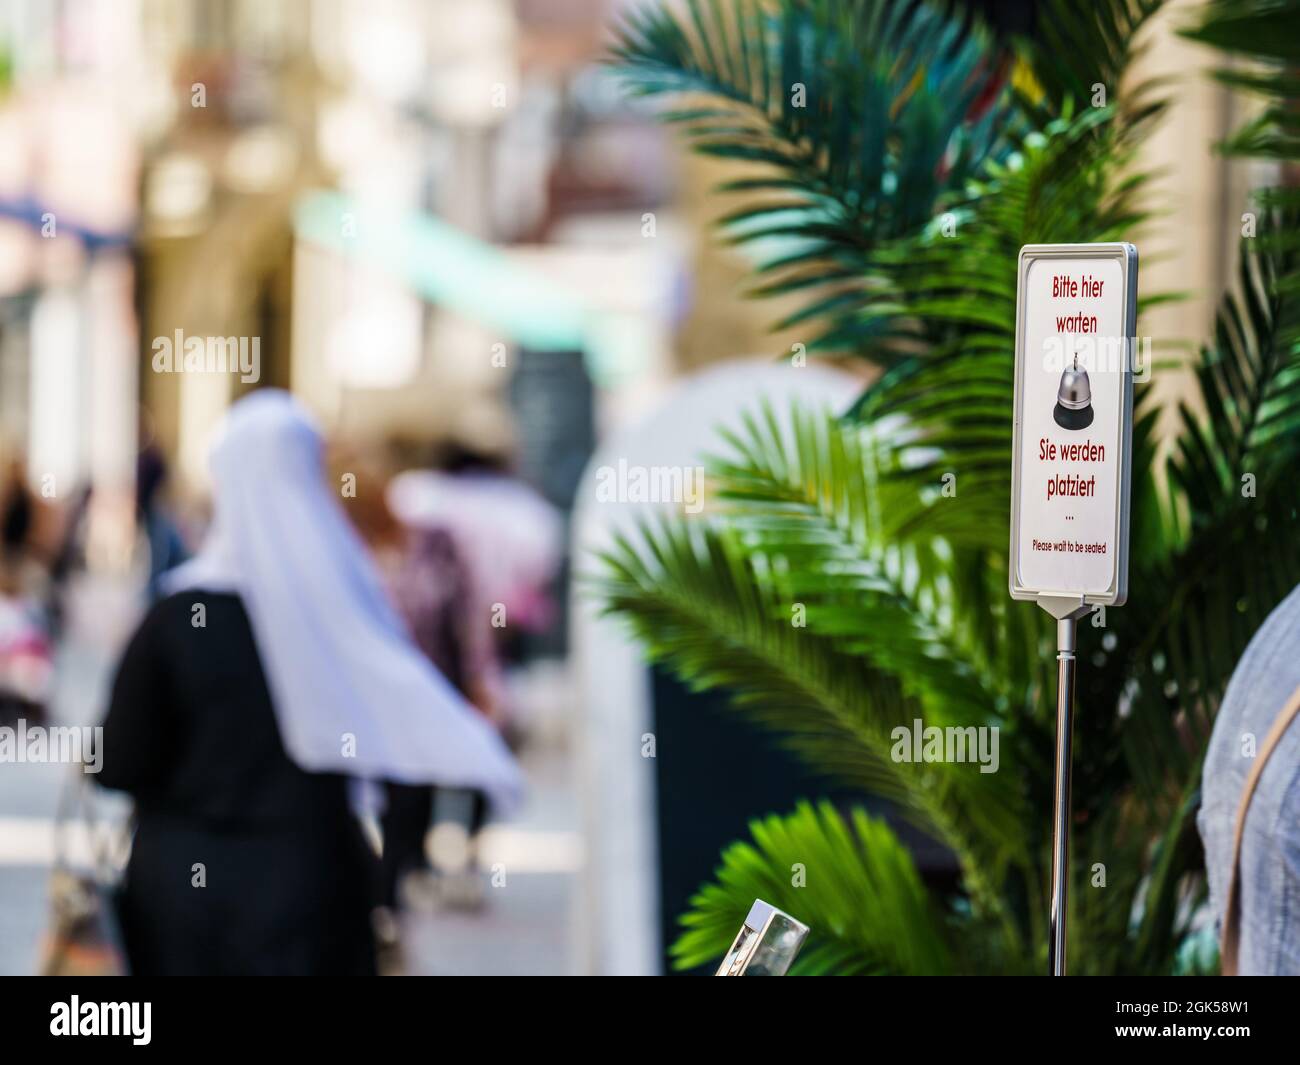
[0,0,1261,975]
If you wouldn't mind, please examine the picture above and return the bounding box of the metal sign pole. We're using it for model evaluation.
[1037,597,1088,975]
[1011,243,1136,976]
[1047,615,1077,976]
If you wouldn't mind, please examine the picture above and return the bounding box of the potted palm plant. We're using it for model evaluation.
[594,0,1300,974]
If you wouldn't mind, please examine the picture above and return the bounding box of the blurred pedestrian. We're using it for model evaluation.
[96,391,522,976]
[0,592,52,727]
[384,449,562,909]
[135,428,189,602]
[386,450,563,728]
[344,458,492,912]
[1,455,33,567]
[0,455,53,724]
[386,524,488,910]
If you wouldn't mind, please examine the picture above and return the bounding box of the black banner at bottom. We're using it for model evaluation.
[0,974,1291,1052]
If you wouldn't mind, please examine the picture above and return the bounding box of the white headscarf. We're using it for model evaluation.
[164,390,523,814]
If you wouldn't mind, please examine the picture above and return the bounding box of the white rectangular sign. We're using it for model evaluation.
[1009,243,1137,607]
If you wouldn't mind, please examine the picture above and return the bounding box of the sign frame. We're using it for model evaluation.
[1008,242,1138,610]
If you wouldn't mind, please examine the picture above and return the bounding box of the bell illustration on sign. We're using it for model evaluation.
[1053,353,1093,431]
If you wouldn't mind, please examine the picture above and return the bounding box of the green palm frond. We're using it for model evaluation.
[595,0,1300,977]
[610,0,1017,352]
[851,105,1153,446]
[1166,211,1300,527]
[597,516,912,801]
[1128,772,1206,972]
[1015,0,1169,133]
[705,402,1035,874]
[1182,0,1300,172]
[708,401,1013,696]
[1067,0,1300,841]
[595,514,1029,900]
[1074,220,1300,968]
[1114,479,1300,809]
[1182,0,1300,61]
[672,800,955,974]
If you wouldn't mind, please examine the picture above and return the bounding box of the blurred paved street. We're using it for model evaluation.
[0,577,579,976]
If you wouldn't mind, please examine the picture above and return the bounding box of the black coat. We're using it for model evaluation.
[98,592,375,975]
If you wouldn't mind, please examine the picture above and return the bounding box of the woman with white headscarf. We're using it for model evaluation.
[97,391,523,975]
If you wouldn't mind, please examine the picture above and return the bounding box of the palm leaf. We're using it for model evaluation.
[610,0,1018,352]
[593,0,1300,977]
[1015,0,1169,135]
[672,800,954,974]
[1166,211,1300,525]
[594,513,1029,902]
[1182,1,1300,216]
